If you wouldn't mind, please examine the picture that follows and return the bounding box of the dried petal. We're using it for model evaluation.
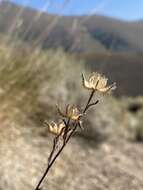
[82,72,116,93]
[45,120,66,136]
[57,104,82,121]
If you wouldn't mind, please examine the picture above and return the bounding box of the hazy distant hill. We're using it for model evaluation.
[0,1,143,53]
[77,52,143,96]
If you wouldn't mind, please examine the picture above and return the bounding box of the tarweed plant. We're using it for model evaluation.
[34,72,116,190]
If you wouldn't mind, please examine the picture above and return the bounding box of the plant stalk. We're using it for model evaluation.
[34,90,96,190]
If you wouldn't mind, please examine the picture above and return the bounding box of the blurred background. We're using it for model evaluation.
[0,0,143,190]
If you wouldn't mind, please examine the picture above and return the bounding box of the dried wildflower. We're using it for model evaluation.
[82,72,116,93]
[57,104,82,121]
[45,120,66,136]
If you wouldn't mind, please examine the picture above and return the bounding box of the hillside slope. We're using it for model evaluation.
[0,2,143,53]
[78,52,143,96]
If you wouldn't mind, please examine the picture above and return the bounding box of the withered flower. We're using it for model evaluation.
[45,120,66,136]
[57,104,82,121]
[82,72,116,93]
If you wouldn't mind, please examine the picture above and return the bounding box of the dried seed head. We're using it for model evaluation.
[57,104,82,121]
[82,72,116,93]
[45,120,66,136]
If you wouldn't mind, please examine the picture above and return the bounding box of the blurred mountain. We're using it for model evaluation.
[1,1,143,53]
[78,52,143,96]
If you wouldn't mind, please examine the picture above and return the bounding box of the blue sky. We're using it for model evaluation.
[8,0,143,21]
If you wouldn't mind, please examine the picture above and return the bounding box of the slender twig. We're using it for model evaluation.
[85,100,99,111]
[48,125,65,166]
[34,125,77,190]
[48,136,57,165]
[83,90,95,113]
[63,118,70,144]
[35,144,64,190]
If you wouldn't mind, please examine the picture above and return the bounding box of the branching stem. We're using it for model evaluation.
[34,90,98,190]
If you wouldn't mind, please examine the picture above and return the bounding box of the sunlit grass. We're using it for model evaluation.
[0,45,84,125]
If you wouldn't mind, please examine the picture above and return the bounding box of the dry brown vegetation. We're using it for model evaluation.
[0,45,83,124]
[0,44,143,190]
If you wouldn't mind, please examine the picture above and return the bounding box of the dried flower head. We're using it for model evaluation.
[82,72,116,93]
[45,120,66,136]
[57,104,82,121]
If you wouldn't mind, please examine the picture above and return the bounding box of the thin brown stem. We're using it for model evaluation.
[48,136,57,165]
[85,100,99,111]
[83,90,95,113]
[34,124,77,190]
[63,118,70,144]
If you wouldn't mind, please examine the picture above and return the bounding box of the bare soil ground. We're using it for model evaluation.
[0,97,143,190]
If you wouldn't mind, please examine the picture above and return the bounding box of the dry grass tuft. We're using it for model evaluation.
[0,45,83,125]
